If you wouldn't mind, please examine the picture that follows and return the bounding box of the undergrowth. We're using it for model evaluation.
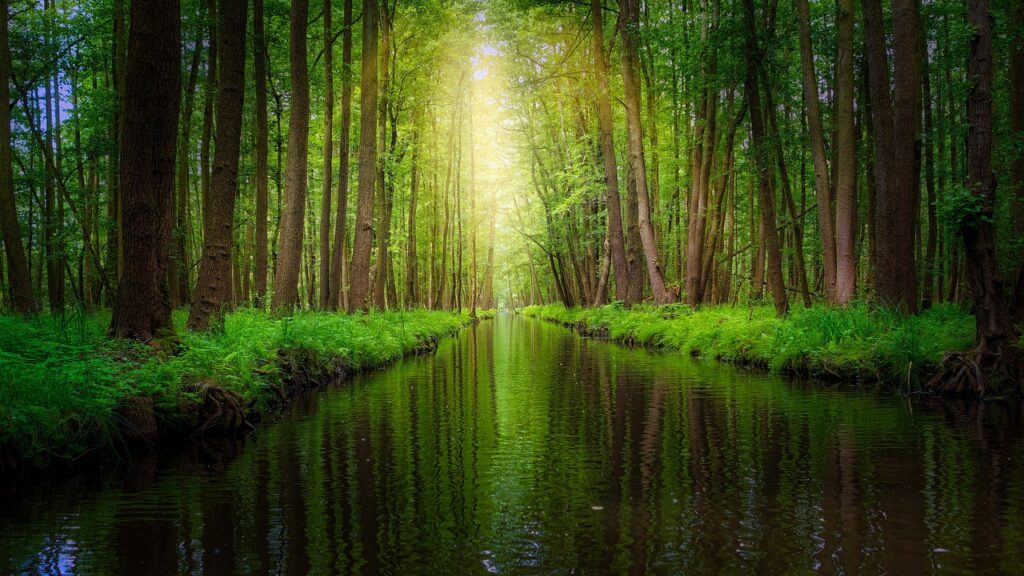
[522,302,976,385]
[0,308,487,468]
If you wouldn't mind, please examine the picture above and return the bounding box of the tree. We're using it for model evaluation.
[319,0,334,308]
[0,0,35,313]
[617,0,674,304]
[271,0,310,311]
[930,0,1016,392]
[348,0,379,312]
[591,0,632,306]
[253,0,269,305]
[328,0,354,311]
[741,0,788,316]
[108,0,181,340]
[793,0,837,303]
[833,0,857,305]
[188,0,247,330]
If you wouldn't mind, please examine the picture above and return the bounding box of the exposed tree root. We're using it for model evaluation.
[926,344,1019,397]
[182,382,248,435]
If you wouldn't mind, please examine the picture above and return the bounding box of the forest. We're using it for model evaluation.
[0,0,1023,467]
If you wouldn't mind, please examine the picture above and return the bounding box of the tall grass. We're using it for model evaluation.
[522,302,975,384]
[0,308,484,467]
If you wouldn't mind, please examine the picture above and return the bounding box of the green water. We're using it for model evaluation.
[2,314,1023,574]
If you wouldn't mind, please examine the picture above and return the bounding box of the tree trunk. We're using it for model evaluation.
[1009,2,1024,323]
[188,0,247,331]
[590,0,632,306]
[922,44,938,310]
[932,0,1016,392]
[406,114,420,307]
[347,0,378,311]
[199,0,217,240]
[617,0,674,304]
[794,0,837,302]
[108,0,181,340]
[270,0,310,311]
[319,0,334,308]
[253,0,269,306]
[834,0,857,305]
[172,38,203,308]
[0,0,36,313]
[328,0,353,310]
[742,0,788,316]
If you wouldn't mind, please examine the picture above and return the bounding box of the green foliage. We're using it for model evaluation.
[522,302,975,385]
[0,308,481,467]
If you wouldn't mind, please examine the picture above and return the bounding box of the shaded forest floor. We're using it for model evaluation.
[0,308,490,473]
[522,303,1016,388]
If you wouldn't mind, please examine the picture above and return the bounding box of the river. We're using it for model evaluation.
[2,314,1023,574]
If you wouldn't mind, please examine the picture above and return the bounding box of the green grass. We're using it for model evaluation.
[0,308,488,468]
[522,302,976,385]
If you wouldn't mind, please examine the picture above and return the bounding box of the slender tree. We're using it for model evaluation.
[834,0,857,305]
[189,0,247,330]
[617,0,674,304]
[271,0,310,311]
[348,0,379,311]
[253,0,269,305]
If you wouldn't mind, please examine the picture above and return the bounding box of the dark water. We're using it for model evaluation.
[2,315,1024,575]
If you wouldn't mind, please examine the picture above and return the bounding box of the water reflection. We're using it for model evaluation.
[2,314,1023,574]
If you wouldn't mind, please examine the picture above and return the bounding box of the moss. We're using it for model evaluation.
[522,302,975,386]
[0,308,486,470]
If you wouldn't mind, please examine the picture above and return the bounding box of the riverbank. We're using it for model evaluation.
[522,302,988,386]
[0,308,491,473]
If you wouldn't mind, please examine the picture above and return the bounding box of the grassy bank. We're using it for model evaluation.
[0,308,490,471]
[522,302,981,386]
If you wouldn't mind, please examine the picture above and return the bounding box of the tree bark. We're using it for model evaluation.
[270,0,310,311]
[742,0,788,316]
[108,0,181,340]
[188,0,247,331]
[318,0,334,308]
[948,0,1015,388]
[617,0,674,304]
[347,0,379,311]
[834,0,857,305]
[1009,1,1024,324]
[253,0,269,306]
[793,0,837,302]
[590,0,632,306]
[328,0,353,310]
[0,0,36,313]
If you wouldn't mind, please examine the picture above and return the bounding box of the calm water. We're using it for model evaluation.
[2,314,1024,575]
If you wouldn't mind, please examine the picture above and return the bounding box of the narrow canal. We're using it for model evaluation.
[2,314,1023,574]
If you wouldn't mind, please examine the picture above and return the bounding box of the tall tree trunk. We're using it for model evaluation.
[172,38,203,308]
[794,0,837,302]
[372,5,392,310]
[617,0,674,304]
[922,44,938,310]
[866,0,919,313]
[1009,1,1024,323]
[406,113,420,308]
[328,0,353,310]
[0,0,36,313]
[742,0,788,316]
[319,0,334,308]
[347,0,378,311]
[253,0,269,306]
[188,0,247,331]
[270,0,310,311]
[200,0,217,240]
[108,0,181,340]
[932,0,1015,392]
[591,0,632,306]
[834,0,857,305]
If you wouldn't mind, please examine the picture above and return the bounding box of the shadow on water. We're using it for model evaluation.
[2,314,1023,574]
